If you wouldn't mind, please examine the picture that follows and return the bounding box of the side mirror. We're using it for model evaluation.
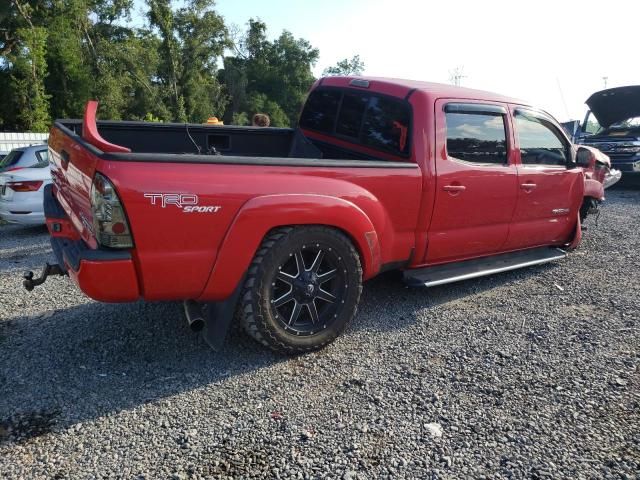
[576,146,595,168]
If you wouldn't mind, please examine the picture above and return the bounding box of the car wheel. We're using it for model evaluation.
[240,226,363,354]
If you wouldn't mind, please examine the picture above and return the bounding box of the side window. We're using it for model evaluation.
[299,90,341,133]
[363,96,411,154]
[35,149,49,167]
[336,92,369,138]
[515,112,568,166]
[445,112,508,164]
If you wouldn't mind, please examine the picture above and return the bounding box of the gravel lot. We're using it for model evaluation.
[1,189,638,479]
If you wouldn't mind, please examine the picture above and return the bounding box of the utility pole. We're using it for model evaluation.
[449,66,467,87]
[602,76,608,89]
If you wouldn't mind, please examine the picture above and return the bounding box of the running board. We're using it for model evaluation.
[403,247,567,287]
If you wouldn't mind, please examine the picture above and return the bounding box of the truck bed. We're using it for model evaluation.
[56,120,390,163]
[47,114,423,303]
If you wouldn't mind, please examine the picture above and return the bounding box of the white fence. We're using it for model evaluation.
[0,132,49,153]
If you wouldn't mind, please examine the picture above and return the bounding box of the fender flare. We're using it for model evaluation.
[197,194,382,301]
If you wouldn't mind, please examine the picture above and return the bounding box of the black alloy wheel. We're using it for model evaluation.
[240,226,363,354]
[270,245,345,335]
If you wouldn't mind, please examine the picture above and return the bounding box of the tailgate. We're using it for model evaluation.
[48,125,99,248]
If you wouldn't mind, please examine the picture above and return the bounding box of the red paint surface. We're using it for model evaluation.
[48,78,596,303]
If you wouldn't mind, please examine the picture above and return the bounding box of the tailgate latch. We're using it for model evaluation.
[23,263,67,292]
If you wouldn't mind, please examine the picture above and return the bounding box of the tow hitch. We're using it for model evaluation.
[23,263,67,291]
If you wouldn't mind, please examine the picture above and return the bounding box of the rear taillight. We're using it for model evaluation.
[6,167,24,172]
[90,172,133,248]
[7,180,43,192]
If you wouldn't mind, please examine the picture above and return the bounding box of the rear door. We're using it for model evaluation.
[426,100,518,263]
[504,107,583,250]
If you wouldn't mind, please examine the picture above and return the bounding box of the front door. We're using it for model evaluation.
[426,100,519,264]
[504,107,583,250]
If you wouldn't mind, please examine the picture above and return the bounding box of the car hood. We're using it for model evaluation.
[586,85,640,128]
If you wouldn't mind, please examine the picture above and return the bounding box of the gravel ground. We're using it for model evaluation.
[1,189,638,480]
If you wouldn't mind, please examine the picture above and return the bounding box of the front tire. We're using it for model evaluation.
[240,226,363,354]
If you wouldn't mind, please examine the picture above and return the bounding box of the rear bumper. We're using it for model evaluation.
[45,185,140,302]
[0,208,45,225]
[0,194,46,225]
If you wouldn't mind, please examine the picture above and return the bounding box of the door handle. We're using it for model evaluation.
[520,182,537,190]
[443,185,466,192]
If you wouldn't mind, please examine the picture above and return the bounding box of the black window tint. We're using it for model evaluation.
[0,150,24,170]
[515,113,568,166]
[336,92,368,138]
[362,96,411,154]
[446,112,507,164]
[299,90,341,133]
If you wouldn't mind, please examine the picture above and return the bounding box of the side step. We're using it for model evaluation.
[403,247,567,287]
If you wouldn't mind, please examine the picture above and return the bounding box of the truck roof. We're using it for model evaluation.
[318,76,527,106]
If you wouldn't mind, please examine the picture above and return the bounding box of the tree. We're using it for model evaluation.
[2,1,51,131]
[322,55,365,77]
[0,3,325,131]
[219,18,319,127]
[147,0,230,123]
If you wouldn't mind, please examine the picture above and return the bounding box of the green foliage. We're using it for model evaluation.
[147,0,230,123]
[143,112,162,122]
[322,55,365,77]
[246,92,290,128]
[219,18,319,128]
[231,111,249,126]
[0,2,356,134]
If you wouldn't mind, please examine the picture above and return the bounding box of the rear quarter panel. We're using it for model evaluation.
[104,161,422,301]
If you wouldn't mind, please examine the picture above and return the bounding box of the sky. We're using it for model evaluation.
[134,0,640,122]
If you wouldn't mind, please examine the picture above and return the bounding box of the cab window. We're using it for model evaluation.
[445,112,508,164]
[299,88,412,157]
[515,112,568,166]
[298,90,341,134]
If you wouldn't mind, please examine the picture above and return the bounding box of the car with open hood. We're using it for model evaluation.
[577,85,640,176]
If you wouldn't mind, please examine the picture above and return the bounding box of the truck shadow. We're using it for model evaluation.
[0,262,558,446]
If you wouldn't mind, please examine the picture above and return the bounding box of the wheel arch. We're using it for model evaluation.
[197,194,382,301]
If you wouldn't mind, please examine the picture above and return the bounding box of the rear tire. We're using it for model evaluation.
[240,226,362,354]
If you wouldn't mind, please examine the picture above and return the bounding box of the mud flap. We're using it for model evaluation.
[200,277,245,351]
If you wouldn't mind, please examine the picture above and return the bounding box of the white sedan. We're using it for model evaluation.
[0,145,51,225]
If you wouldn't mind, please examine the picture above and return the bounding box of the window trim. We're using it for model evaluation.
[300,86,414,158]
[444,107,510,167]
[444,103,507,115]
[514,108,571,167]
[35,149,50,168]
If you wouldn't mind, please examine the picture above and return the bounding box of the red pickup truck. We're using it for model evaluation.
[27,76,612,353]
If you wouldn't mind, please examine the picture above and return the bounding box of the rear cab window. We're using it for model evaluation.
[299,87,412,158]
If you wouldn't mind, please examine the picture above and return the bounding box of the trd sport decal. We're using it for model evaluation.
[144,193,222,213]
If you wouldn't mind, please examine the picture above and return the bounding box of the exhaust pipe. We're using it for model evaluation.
[183,300,205,332]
